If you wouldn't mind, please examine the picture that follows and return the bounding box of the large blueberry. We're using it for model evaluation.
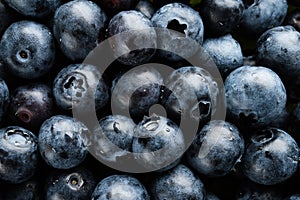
[0,20,56,79]
[186,120,244,177]
[150,164,206,200]
[91,175,150,200]
[0,126,39,184]
[242,128,299,185]
[151,3,204,61]
[225,66,287,127]
[108,10,157,66]
[38,115,89,169]
[53,0,107,61]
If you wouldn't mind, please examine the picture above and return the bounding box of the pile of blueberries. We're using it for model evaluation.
[1,0,300,199]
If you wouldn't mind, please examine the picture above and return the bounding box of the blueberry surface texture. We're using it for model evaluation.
[135,0,155,19]
[0,20,56,79]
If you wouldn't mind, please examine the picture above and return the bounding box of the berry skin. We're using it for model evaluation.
[53,0,107,61]
[38,115,89,169]
[242,128,299,185]
[0,20,56,79]
[150,164,206,200]
[91,175,150,200]
[108,10,157,66]
[186,120,244,177]
[8,83,54,131]
[135,0,155,19]
[225,66,287,127]
[0,126,39,184]
[0,78,9,124]
[151,3,204,61]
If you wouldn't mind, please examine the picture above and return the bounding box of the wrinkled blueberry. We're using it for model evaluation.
[135,0,155,18]
[38,115,89,169]
[0,20,56,79]
[150,164,206,200]
[91,175,150,200]
[186,120,244,177]
[108,10,157,66]
[0,126,38,184]
[242,128,299,185]
[225,66,287,127]
[151,3,204,61]
[53,0,107,61]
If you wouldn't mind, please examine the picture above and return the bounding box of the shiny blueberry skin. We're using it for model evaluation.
[242,128,299,185]
[0,79,9,124]
[0,20,56,79]
[53,0,107,61]
[186,120,244,177]
[162,66,219,123]
[225,66,287,127]
[108,10,157,66]
[38,115,89,169]
[203,34,243,78]
[239,0,288,36]
[3,0,61,18]
[151,3,204,61]
[135,0,155,18]
[132,115,185,171]
[199,0,244,37]
[91,175,150,200]
[45,167,97,200]
[8,83,54,131]
[53,63,109,113]
[151,164,206,200]
[90,115,135,163]
[0,126,38,184]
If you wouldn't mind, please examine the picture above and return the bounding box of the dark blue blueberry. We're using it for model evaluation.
[0,1,20,37]
[45,167,97,200]
[8,83,54,131]
[108,10,157,66]
[162,66,219,123]
[0,78,9,124]
[284,9,300,32]
[89,115,135,163]
[53,0,107,61]
[3,0,61,18]
[239,0,288,36]
[186,120,244,177]
[0,20,56,79]
[38,115,89,169]
[132,114,185,172]
[0,126,39,184]
[199,0,244,37]
[135,0,155,18]
[203,34,243,78]
[225,66,287,127]
[150,164,206,200]
[91,175,150,200]
[151,3,204,61]
[111,66,163,120]
[53,63,109,113]
[242,128,299,185]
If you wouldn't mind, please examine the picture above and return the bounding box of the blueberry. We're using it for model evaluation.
[135,0,155,18]
[162,66,219,123]
[242,128,299,185]
[89,115,135,163]
[8,83,54,131]
[0,1,20,36]
[45,167,97,200]
[53,63,109,114]
[38,115,89,169]
[0,20,56,79]
[3,0,61,18]
[239,0,288,36]
[91,175,150,200]
[186,120,244,177]
[53,0,107,61]
[150,164,206,200]
[199,0,244,37]
[203,34,243,78]
[0,78,9,124]
[284,9,300,32]
[108,10,157,66]
[225,66,287,127]
[0,126,39,184]
[151,3,204,61]
[132,114,185,171]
